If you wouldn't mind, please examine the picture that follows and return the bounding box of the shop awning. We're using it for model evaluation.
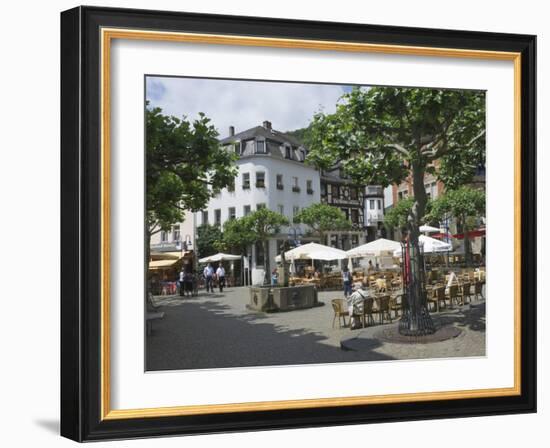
[149,258,180,270]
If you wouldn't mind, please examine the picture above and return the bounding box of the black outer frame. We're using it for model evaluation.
[60,6,536,442]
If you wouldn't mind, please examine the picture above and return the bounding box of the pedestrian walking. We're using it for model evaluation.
[342,267,352,297]
[184,269,194,297]
[178,268,185,296]
[203,263,214,292]
[216,263,226,292]
[271,268,279,286]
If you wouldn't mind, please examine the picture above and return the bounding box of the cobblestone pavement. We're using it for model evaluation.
[146,286,486,371]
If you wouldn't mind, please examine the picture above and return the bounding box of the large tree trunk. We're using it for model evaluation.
[280,242,289,287]
[399,162,436,336]
[145,229,151,303]
[263,239,270,285]
[461,215,472,266]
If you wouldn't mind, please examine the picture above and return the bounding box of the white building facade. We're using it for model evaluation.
[150,210,195,253]
[196,121,321,284]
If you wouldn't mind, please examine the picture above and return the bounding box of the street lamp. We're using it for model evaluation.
[287,225,303,247]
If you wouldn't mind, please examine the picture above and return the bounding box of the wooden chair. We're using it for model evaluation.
[361,297,376,327]
[389,293,402,318]
[376,295,392,324]
[473,281,484,301]
[427,286,444,312]
[331,298,349,328]
[458,282,472,305]
[446,284,459,309]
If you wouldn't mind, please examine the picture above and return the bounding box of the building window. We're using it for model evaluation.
[350,187,358,200]
[228,207,236,220]
[214,209,221,226]
[398,190,408,200]
[320,182,327,196]
[242,172,250,189]
[256,139,266,154]
[332,184,340,198]
[160,230,168,242]
[172,225,181,241]
[233,142,241,154]
[255,241,265,267]
[306,180,313,194]
[256,171,265,188]
[243,205,251,216]
[377,199,382,209]
[201,210,208,225]
[277,204,284,215]
[330,234,338,248]
[292,177,300,193]
[257,203,266,210]
[351,209,359,224]
[369,199,375,209]
[352,234,359,247]
[276,174,284,190]
[227,177,235,192]
[285,145,292,159]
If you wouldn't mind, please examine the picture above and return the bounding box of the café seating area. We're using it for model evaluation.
[330,266,485,330]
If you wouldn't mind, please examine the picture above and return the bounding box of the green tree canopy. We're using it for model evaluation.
[146,104,237,239]
[196,224,224,258]
[426,186,485,264]
[245,208,288,284]
[218,217,258,255]
[294,203,351,243]
[306,86,485,335]
[384,197,416,232]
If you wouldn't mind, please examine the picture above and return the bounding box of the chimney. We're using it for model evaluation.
[229,125,235,136]
[262,120,272,130]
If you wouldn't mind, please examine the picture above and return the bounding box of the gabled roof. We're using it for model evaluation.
[219,125,303,147]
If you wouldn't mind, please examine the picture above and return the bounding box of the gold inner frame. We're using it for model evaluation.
[100,27,522,421]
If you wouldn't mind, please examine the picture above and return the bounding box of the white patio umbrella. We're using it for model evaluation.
[419,224,440,233]
[275,242,348,262]
[198,252,242,263]
[346,238,401,258]
[393,235,452,256]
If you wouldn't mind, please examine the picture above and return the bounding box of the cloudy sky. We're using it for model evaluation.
[146,76,354,137]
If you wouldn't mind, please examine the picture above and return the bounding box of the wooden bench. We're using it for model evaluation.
[146,311,164,335]
[146,293,164,335]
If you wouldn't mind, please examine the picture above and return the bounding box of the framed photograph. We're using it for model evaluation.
[61,6,536,441]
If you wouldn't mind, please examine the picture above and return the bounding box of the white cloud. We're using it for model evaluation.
[146,76,350,138]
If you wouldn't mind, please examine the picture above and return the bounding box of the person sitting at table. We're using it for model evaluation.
[346,283,369,330]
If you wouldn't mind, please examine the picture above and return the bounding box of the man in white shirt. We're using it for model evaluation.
[346,283,369,330]
[203,263,214,292]
[216,263,226,293]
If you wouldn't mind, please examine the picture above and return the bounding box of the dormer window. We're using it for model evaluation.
[256,139,266,154]
[233,141,241,154]
[285,145,292,159]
